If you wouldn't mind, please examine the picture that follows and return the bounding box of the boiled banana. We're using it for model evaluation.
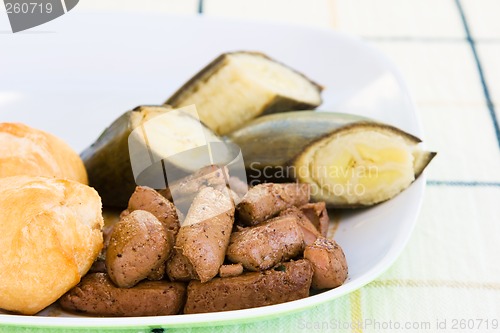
[166,52,323,135]
[294,122,435,207]
[229,112,435,208]
[81,105,221,208]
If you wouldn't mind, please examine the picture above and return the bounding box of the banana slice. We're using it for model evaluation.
[81,106,170,207]
[229,111,368,174]
[294,122,435,207]
[229,112,436,208]
[166,52,323,135]
[81,105,221,208]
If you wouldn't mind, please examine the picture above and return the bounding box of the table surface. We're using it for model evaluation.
[1,1,500,333]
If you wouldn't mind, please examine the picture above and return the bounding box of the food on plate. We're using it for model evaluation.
[0,176,103,315]
[183,259,313,314]
[165,165,227,197]
[0,123,87,184]
[293,122,436,207]
[57,173,346,316]
[105,210,172,288]
[59,273,186,316]
[236,182,310,225]
[88,209,123,274]
[168,186,235,283]
[118,187,181,283]
[81,106,169,207]
[228,111,365,177]
[161,164,229,215]
[128,186,180,240]
[279,206,322,246]
[165,51,323,135]
[229,111,436,207]
[300,202,329,237]
[227,214,305,271]
[146,264,166,281]
[228,176,248,198]
[81,105,221,208]
[304,237,348,289]
[166,249,199,282]
[219,263,244,278]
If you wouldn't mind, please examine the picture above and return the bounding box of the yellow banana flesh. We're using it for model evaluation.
[297,129,416,206]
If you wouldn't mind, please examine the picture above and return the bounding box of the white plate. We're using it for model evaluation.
[0,12,425,329]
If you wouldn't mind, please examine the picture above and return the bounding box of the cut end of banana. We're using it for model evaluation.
[130,105,173,129]
[293,122,435,207]
[82,105,223,208]
[229,53,321,106]
[166,51,322,135]
[132,105,221,162]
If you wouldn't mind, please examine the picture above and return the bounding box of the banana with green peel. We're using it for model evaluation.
[81,105,221,208]
[228,111,436,208]
[81,106,169,207]
[293,122,435,207]
[166,52,323,135]
[229,111,368,172]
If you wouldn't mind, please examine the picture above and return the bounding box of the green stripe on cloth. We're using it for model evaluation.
[350,290,364,333]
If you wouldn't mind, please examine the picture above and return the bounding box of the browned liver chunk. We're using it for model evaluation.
[300,202,329,237]
[184,259,313,314]
[172,187,235,283]
[279,206,321,246]
[226,214,304,271]
[237,183,310,226]
[59,273,186,317]
[219,263,244,278]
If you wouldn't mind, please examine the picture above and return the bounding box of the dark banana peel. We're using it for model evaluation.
[81,106,171,208]
[228,111,369,182]
[82,105,224,208]
[228,111,436,208]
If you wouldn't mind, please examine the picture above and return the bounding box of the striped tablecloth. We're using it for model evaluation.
[3,1,500,332]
